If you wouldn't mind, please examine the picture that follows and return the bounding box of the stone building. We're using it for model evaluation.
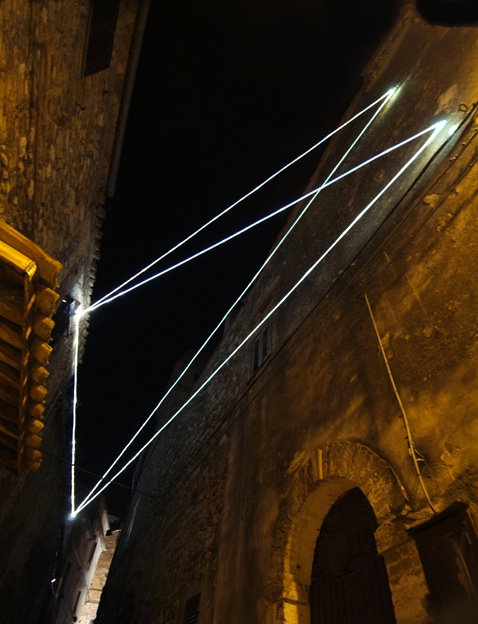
[0,1,147,622]
[96,4,478,624]
[52,498,118,624]
[77,526,120,624]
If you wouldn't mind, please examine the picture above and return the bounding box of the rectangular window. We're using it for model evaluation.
[250,324,271,376]
[182,594,200,624]
[51,295,74,342]
[85,540,97,571]
[410,502,478,616]
[73,589,82,616]
[59,561,72,599]
[83,0,120,77]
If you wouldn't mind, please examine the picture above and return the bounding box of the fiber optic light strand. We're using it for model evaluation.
[76,117,444,511]
[75,119,446,515]
[85,89,396,315]
[70,314,81,516]
[72,92,391,508]
[279,86,396,265]
[87,115,448,313]
[70,90,396,510]
[75,118,443,512]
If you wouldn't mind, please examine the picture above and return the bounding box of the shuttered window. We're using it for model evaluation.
[183,594,200,624]
[410,502,478,616]
[250,324,271,376]
[83,0,120,76]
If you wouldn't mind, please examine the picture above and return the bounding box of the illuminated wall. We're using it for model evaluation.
[97,6,478,624]
[0,1,139,621]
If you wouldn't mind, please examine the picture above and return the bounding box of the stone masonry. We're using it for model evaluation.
[97,6,478,624]
[0,1,140,622]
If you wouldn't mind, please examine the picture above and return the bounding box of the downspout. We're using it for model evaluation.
[106,0,151,198]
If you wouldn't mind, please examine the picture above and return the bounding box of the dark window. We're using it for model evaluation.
[83,0,120,77]
[51,295,74,342]
[410,502,478,617]
[73,589,82,617]
[85,540,97,571]
[183,594,200,624]
[250,324,271,376]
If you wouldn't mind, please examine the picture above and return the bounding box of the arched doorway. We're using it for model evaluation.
[265,443,413,624]
[309,487,396,624]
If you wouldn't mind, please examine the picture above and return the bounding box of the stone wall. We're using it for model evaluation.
[0,1,139,621]
[96,9,478,624]
[0,0,137,301]
[98,433,230,623]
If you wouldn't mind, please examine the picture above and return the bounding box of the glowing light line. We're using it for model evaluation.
[73,102,389,509]
[86,89,396,314]
[87,117,445,313]
[71,91,396,511]
[282,85,396,254]
[76,115,442,511]
[72,97,386,509]
[75,119,446,514]
[70,314,81,517]
[76,117,444,513]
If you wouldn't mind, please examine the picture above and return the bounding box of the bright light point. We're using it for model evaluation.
[448,123,459,136]
[69,511,77,520]
[75,306,86,319]
[86,89,395,314]
[434,120,447,131]
[385,86,400,101]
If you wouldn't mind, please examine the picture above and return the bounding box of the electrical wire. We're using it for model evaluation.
[74,119,446,515]
[364,293,436,513]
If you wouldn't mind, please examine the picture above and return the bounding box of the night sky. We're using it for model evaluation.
[75,0,399,514]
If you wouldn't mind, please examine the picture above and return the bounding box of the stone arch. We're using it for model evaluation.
[266,442,410,624]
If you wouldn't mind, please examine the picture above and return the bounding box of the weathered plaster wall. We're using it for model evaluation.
[97,11,478,624]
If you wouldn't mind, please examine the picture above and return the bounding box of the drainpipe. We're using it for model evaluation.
[106,0,151,198]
